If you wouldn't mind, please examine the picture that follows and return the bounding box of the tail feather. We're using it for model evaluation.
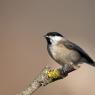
[87,62,95,67]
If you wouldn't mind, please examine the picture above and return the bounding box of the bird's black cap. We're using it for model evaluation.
[45,32,63,37]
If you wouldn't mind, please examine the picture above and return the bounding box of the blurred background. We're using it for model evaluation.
[0,0,95,95]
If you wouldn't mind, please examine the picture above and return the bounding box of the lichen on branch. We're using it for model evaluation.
[17,66,75,95]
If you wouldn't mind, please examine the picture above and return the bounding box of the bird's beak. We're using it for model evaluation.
[43,35,49,38]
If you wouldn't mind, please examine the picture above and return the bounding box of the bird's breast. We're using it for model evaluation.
[48,44,81,66]
[49,44,72,65]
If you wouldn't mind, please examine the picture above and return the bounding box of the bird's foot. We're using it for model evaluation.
[61,64,73,76]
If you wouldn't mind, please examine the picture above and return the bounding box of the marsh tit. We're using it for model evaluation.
[44,32,95,72]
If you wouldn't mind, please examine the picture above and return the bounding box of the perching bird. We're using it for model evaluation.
[44,32,95,72]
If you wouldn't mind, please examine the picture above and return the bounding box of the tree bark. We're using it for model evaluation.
[17,66,75,95]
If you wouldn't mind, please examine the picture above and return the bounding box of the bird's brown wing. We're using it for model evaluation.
[63,41,95,64]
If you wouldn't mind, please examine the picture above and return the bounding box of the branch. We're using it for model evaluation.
[17,66,75,95]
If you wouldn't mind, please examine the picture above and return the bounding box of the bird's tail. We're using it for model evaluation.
[86,61,95,67]
[84,56,95,67]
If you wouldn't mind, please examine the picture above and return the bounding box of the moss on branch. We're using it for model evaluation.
[17,66,75,95]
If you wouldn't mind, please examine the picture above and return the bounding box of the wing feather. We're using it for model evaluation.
[64,41,94,64]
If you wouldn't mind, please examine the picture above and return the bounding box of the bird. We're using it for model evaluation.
[44,32,95,73]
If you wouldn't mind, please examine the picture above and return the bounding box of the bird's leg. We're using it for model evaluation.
[61,62,80,76]
[61,64,74,76]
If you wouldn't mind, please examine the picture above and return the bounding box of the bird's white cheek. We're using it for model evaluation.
[53,36,63,42]
[50,36,63,44]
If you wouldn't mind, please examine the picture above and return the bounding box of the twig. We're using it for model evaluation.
[17,66,75,95]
